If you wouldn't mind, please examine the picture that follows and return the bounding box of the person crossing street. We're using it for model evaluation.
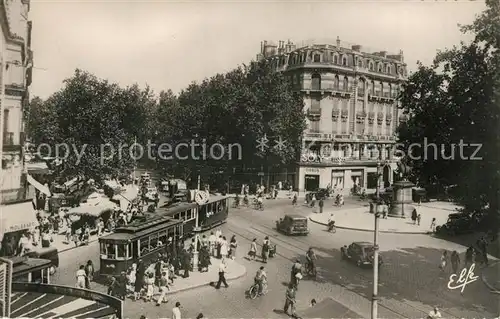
[215,258,229,289]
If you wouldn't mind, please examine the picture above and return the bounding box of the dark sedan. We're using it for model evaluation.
[341,242,383,267]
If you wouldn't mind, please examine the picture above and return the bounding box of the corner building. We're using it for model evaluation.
[258,38,408,193]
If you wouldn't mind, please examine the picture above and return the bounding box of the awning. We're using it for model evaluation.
[27,174,51,197]
[67,201,116,217]
[0,201,38,234]
[26,162,51,175]
[112,185,139,203]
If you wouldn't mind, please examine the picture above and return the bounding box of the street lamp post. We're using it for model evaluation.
[372,162,382,319]
[192,205,201,271]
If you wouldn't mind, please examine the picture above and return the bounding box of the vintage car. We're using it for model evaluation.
[276,214,309,235]
[340,242,382,267]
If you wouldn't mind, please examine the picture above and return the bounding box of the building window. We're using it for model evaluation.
[358,59,362,67]
[371,81,375,95]
[387,65,391,74]
[3,109,9,135]
[334,55,338,64]
[311,97,321,112]
[343,77,349,91]
[388,84,392,97]
[334,75,340,90]
[358,78,365,96]
[311,73,321,90]
[380,82,384,96]
[310,120,320,132]
[342,56,347,66]
[378,63,382,72]
[369,62,374,71]
[313,54,321,63]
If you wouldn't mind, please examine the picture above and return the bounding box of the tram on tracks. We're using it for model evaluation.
[99,195,229,276]
[157,195,229,237]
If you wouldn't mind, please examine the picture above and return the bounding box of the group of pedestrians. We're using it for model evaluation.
[439,238,491,275]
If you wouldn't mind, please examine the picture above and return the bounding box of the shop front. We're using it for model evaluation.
[0,201,39,257]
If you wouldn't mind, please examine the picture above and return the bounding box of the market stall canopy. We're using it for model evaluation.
[67,194,117,217]
[297,297,363,318]
[0,201,38,235]
[27,174,51,197]
[26,162,51,175]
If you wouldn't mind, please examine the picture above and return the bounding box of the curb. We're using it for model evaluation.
[155,265,247,296]
[308,216,431,235]
[481,261,500,295]
[57,237,100,253]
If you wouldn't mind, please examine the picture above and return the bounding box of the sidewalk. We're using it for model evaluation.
[481,261,500,294]
[144,257,247,296]
[309,202,456,234]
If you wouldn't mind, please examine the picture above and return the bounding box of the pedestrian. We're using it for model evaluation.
[417,214,421,226]
[310,299,317,307]
[196,313,203,319]
[134,260,145,301]
[145,272,155,302]
[221,236,229,259]
[439,251,448,272]
[261,237,270,263]
[283,282,297,317]
[172,301,182,319]
[75,265,86,288]
[248,238,257,260]
[85,260,94,289]
[411,209,418,225]
[430,218,437,232]
[156,272,169,306]
[465,246,474,267]
[229,235,237,260]
[117,271,127,300]
[310,194,316,208]
[182,248,190,278]
[215,258,229,289]
[291,259,302,289]
[428,306,442,318]
[208,232,216,257]
[318,198,324,214]
[216,236,223,259]
[478,237,489,265]
[450,250,460,274]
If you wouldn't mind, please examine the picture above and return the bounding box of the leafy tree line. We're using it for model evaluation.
[26,61,306,186]
[397,0,500,228]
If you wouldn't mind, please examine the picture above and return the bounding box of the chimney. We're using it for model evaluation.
[336,36,340,48]
[399,49,404,63]
[352,45,361,52]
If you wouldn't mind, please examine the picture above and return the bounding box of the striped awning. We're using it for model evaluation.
[26,174,51,197]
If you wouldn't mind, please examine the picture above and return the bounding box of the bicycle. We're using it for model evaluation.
[253,201,264,211]
[305,262,317,279]
[248,280,268,299]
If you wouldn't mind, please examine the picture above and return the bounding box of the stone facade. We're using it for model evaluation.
[0,0,33,203]
[258,38,408,193]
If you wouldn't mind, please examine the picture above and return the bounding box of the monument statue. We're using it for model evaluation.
[389,161,415,218]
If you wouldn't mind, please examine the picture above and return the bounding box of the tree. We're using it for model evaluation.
[397,0,500,228]
[155,60,306,186]
[27,69,155,182]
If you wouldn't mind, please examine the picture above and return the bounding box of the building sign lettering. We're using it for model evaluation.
[7,222,37,232]
[305,168,320,173]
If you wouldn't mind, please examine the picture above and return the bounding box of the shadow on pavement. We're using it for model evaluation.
[289,245,497,318]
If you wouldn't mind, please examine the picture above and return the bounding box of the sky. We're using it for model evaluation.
[29,0,486,99]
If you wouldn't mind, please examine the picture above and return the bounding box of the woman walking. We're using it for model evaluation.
[134,260,145,301]
[450,251,460,274]
[439,251,448,273]
[85,260,94,289]
[229,235,237,260]
[248,238,257,261]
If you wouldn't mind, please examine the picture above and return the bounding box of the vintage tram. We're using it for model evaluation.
[157,195,229,237]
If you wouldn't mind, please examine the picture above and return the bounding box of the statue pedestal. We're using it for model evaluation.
[389,181,415,218]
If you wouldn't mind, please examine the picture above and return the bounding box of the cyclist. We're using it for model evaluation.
[234,194,240,208]
[306,247,316,274]
[257,195,264,210]
[327,214,335,231]
[254,266,267,295]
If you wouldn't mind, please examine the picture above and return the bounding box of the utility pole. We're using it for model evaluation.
[197,173,201,190]
[372,162,381,319]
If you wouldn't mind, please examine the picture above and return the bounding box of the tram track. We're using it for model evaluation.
[229,212,465,319]
[225,219,408,319]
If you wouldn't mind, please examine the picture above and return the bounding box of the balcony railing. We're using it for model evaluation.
[3,132,14,145]
[2,132,22,152]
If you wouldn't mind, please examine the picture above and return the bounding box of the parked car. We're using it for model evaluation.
[276,214,309,235]
[436,212,479,235]
[341,242,382,267]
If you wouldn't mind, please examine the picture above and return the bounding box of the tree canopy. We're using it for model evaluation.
[27,69,155,182]
[397,0,500,226]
